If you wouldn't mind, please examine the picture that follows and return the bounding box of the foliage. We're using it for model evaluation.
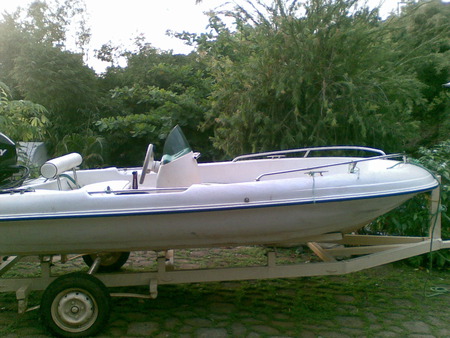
[0,0,90,89]
[191,0,427,156]
[96,109,173,166]
[0,0,448,172]
[387,0,450,148]
[97,44,216,164]
[0,82,50,141]
[0,0,97,152]
[15,0,90,51]
[369,140,449,268]
[95,84,211,165]
[12,43,98,139]
[53,129,105,168]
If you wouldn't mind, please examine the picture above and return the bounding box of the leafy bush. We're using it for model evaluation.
[368,140,449,268]
[53,129,105,169]
[95,85,215,166]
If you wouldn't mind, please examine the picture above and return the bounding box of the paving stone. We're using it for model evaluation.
[241,317,264,325]
[209,302,236,313]
[195,327,228,338]
[338,305,360,314]
[403,321,431,334]
[110,319,129,327]
[215,321,229,328]
[231,322,247,336]
[272,320,297,329]
[377,331,399,337]
[390,326,404,333]
[164,317,181,330]
[104,327,127,337]
[392,299,414,308]
[250,324,281,335]
[365,312,378,321]
[335,295,355,303]
[178,324,195,333]
[8,326,44,336]
[438,328,450,337]
[185,317,212,327]
[273,313,291,320]
[299,330,316,338]
[341,327,369,336]
[173,310,197,318]
[208,313,230,321]
[247,332,262,338]
[318,331,352,338]
[122,311,150,322]
[127,321,159,336]
[425,315,446,327]
[335,316,365,328]
[387,312,406,320]
[369,324,383,331]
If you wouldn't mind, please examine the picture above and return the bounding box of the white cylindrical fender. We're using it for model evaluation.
[41,153,82,178]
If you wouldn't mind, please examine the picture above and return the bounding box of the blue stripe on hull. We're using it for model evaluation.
[0,184,437,223]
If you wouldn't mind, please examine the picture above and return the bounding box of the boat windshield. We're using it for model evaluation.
[161,125,192,164]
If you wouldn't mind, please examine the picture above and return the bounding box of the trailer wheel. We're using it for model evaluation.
[82,252,130,272]
[40,272,111,337]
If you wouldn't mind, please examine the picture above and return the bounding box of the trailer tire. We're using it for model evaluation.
[82,252,130,272]
[40,272,111,337]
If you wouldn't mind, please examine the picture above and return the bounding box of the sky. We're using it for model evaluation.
[0,0,440,72]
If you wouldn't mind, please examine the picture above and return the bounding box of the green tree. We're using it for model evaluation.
[96,84,211,165]
[12,43,98,137]
[194,0,424,156]
[0,0,90,86]
[0,0,96,148]
[97,43,216,164]
[0,81,50,142]
[387,0,450,148]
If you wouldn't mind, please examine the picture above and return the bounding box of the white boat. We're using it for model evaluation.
[0,126,439,256]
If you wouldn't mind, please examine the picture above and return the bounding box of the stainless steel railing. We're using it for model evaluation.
[255,153,405,181]
[232,146,386,162]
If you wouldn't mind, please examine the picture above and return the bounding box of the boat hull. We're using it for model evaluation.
[0,192,417,255]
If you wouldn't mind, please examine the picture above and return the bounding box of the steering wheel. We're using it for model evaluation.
[140,144,154,184]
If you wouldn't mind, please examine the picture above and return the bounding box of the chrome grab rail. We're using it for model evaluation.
[88,187,188,195]
[255,153,405,181]
[232,146,386,162]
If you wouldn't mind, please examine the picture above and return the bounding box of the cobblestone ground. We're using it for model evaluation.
[0,249,449,337]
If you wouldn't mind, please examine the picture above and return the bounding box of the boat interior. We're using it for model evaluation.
[24,147,401,195]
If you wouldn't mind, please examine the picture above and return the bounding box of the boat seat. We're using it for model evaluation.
[81,180,131,193]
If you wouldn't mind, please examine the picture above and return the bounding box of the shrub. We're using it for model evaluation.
[368,140,449,268]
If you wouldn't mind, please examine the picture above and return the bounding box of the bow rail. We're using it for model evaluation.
[232,146,386,162]
[255,153,405,181]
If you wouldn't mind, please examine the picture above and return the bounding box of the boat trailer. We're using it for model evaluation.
[0,185,448,337]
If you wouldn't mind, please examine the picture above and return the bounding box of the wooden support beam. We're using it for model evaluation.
[0,256,21,277]
[325,244,406,256]
[338,235,426,246]
[307,242,337,262]
[430,179,441,240]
